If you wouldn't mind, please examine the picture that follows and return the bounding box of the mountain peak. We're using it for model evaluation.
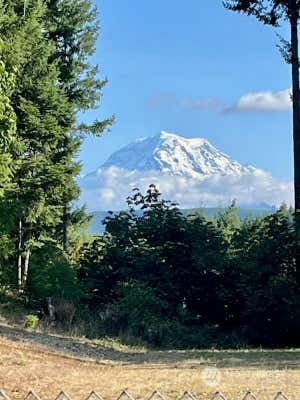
[79,131,291,211]
[101,131,257,178]
[157,130,208,146]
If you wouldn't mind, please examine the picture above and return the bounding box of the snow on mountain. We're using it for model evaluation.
[101,131,258,178]
[80,131,293,211]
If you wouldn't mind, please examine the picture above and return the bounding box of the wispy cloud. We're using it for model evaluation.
[147,94,223,111]
[224,88,291,113]
[180,97,223,110]
[148,88,291,114]
[80,166,293,211]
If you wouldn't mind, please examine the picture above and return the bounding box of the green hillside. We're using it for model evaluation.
[89,207,273,234]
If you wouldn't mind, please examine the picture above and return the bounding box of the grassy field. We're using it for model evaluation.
[0,325,299,400]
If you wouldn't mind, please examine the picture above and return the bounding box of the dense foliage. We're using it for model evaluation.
[75,186,300,348]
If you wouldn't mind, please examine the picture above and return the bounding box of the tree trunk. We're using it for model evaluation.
[17,219,32,291]
[290,9,300,286]
[62,203,69,252]
[22,248,30,289]
[17,219,23,291]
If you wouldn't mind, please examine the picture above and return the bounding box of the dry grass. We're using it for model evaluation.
[0,334,300,400]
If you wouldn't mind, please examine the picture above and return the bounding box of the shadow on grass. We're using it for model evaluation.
[0,323,300,369]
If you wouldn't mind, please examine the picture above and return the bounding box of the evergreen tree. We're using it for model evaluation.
[223,0,300,284]
[0,0,112,291]
[0,35,17,198]
[45,0,114,252]
[0,0,74,290]
[0,16,17,272]
[215,200,241,246]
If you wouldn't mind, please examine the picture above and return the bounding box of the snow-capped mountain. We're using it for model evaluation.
[80,131,292,211]
[101,131,259,178]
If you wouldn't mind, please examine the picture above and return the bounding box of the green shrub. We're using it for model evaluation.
[27,244,80,302]
[24,314,39,330]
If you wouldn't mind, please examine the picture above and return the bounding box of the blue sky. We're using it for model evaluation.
[80,0,292,181]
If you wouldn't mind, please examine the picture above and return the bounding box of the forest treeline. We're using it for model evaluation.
[1,0,300,349]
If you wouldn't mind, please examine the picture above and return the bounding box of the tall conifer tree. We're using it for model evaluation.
[0,0,76,289]
[0,10,17,267]
[45,0,114,251]
[0,0,112,289]
[0,54,16,198]
[224,0,300,284]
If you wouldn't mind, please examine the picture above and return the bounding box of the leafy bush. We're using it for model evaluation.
[24,314,39,330]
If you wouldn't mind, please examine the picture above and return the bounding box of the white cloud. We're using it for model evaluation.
[227,88,291,113]
[80,167,293,211]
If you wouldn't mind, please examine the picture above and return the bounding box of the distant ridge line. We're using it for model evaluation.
[89,207,274,234]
